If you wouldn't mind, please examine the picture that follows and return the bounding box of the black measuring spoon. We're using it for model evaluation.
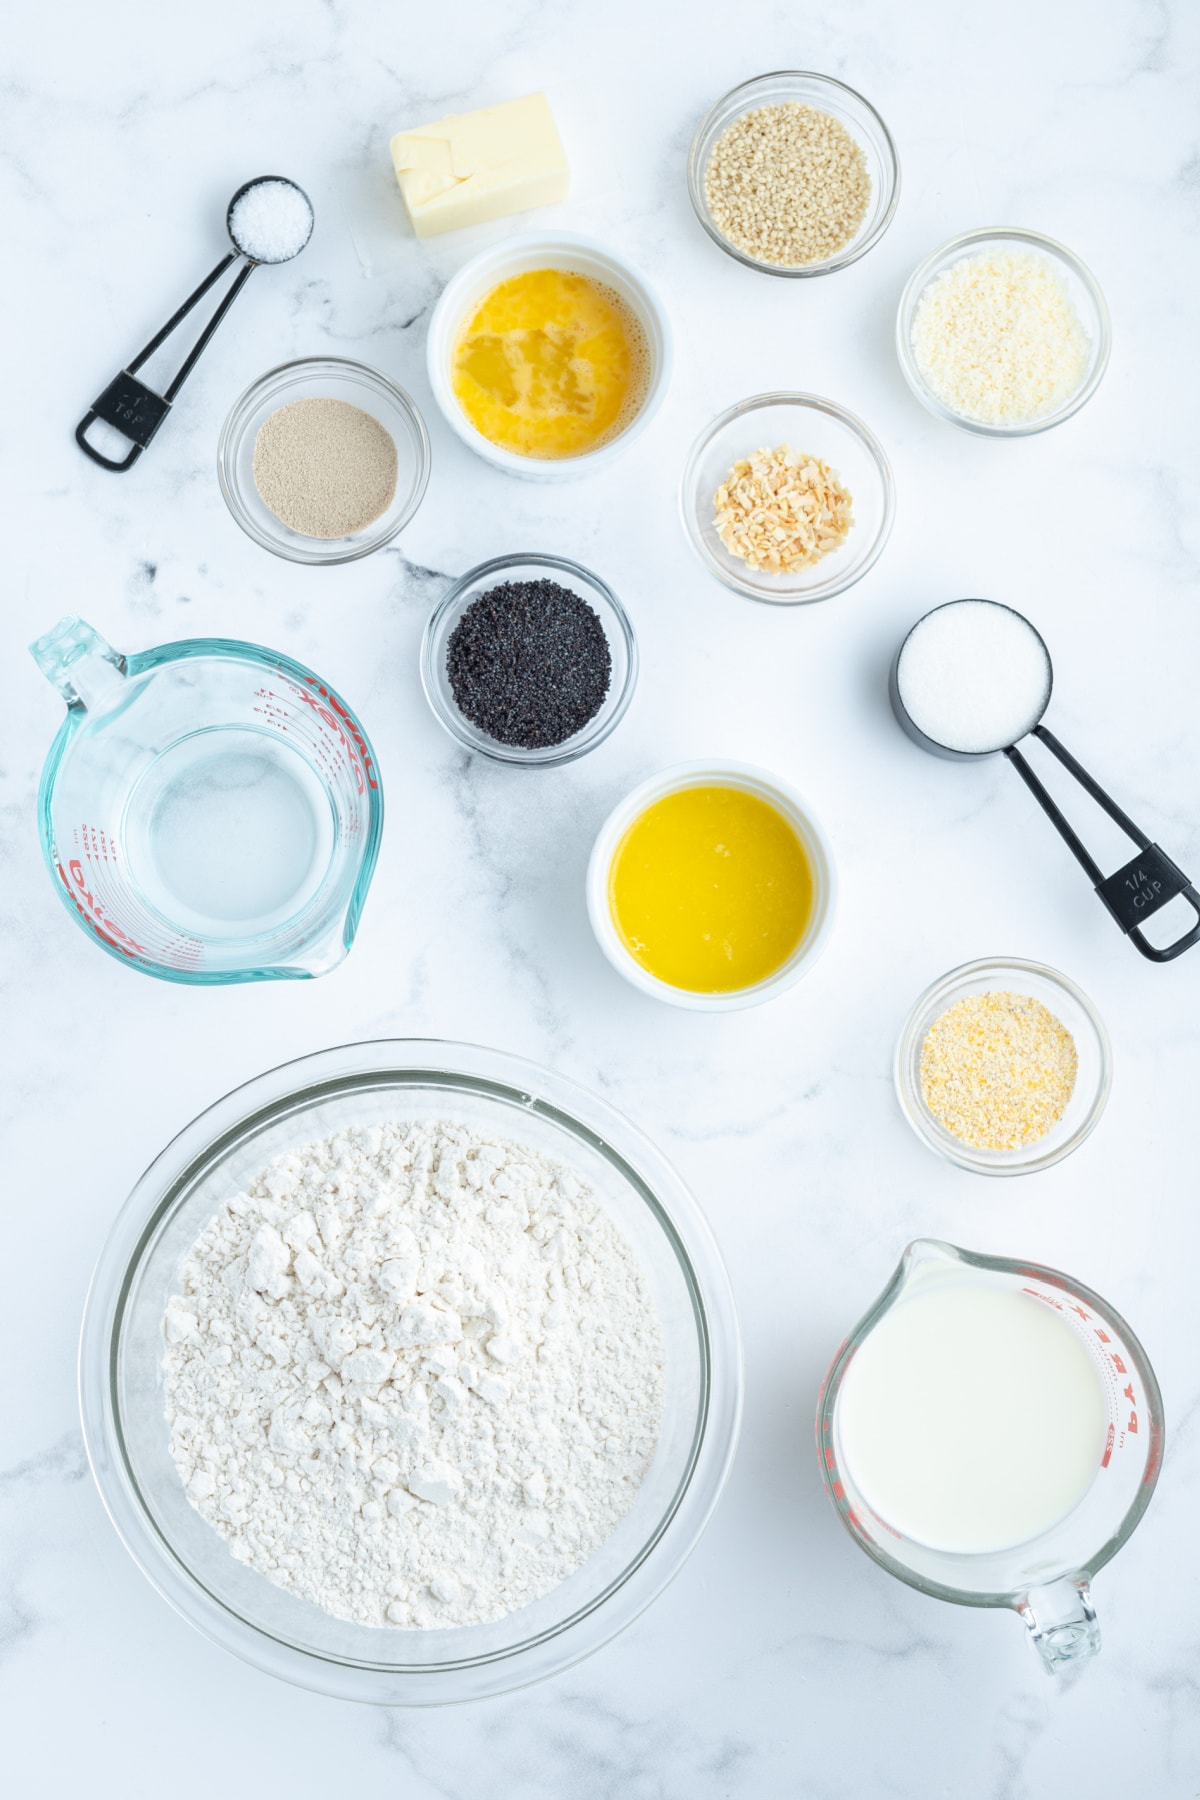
[890,599,1200,962]
[75,176,314,472]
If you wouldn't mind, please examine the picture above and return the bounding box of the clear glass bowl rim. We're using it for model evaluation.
[36,634,383,986]
[78,1038,743,1704]
[419,552,639,765]
[217,356,432,564]
[894,227,1112,436]
[679,391,897,605]
[687,70,901,277]
[893,956,1113,1176]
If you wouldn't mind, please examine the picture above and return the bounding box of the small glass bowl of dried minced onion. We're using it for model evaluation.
[894,957,1112,1177]
[896,228,1111,436]
[680,392,895,605]
[688,71,900,277]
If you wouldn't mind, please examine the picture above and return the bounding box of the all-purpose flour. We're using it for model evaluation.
[162,1120,665,1628]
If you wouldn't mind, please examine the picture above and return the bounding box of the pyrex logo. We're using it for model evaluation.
[59,859,147,958]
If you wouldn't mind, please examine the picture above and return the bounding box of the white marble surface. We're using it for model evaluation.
[4,0,1200,1791]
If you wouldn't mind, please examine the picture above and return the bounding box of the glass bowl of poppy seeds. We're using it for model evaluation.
[420,553,638,766]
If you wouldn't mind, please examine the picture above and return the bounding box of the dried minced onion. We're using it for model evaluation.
[713,445,853,574]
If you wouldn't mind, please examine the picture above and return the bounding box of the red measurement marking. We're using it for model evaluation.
[1023,1286,1064,1313]
[1095,1328,1111,1344]
[1100,1422,1115,1469]
[1111,1353,1127,1374]
[299,677,379,791]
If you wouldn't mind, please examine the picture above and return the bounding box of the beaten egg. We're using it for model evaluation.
[608,784,816,993]
[451,268,650,458]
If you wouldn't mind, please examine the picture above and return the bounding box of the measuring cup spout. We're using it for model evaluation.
[287,913,357,980]
[30,616,127,713]
[899,1238,959,1272]
[1018,1577,1101,1673]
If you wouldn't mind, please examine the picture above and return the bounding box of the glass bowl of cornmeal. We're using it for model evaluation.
[425,231,673,481]
[587,761,836,1010]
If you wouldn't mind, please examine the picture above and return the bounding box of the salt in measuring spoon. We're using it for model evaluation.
[75,177,314,472]
[889,598,1200,962]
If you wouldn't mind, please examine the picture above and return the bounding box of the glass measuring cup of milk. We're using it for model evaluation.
[817,1240,1163,1671]
[31,616,382,983]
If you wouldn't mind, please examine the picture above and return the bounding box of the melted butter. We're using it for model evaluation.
[451,268,650,458]
[608,785,815,993]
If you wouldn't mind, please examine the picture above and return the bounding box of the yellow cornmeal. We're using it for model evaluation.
[920,991,1077,1151]
[608,785,815,994]
[451,268,650,458]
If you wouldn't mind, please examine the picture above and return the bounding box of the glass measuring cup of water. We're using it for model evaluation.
[817,1239,1163,1672]
[31,617,382,983]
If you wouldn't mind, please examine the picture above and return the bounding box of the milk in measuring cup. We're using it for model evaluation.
[836,1279,1107,1554]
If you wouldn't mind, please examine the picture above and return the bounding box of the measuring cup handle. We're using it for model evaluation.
[1017,1578,1100,1673]
[1005,729,1200,962]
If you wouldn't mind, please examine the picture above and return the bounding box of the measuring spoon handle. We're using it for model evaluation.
[75,252,254,471]
[1005,726,1200,962]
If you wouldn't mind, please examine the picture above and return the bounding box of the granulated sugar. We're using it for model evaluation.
[896,600,1051,754]
[252,397,398,538]
[162,1119,665,1629]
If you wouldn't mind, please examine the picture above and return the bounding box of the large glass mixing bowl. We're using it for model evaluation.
[79,1040,742,1704]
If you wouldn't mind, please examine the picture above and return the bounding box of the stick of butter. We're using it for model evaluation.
[390,93,569,239]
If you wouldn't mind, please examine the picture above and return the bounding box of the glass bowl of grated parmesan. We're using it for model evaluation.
[896,228,1111,436]
[894,957,1112,1176]
[79,1039,742,1703]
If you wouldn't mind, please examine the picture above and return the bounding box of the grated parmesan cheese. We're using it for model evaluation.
[910,249,1090,426]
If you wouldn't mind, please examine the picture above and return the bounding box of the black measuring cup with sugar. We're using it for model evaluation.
[890,599,1200,962]
[75,176,313,472]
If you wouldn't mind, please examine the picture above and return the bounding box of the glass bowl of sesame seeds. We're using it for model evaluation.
[894,957,1112,1177]
[895,229,1111,436]
[687,72,900,277]
[420,552,638,766]
[680,393,895,605]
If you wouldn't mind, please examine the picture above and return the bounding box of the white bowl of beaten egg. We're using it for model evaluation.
[587,761,836,1011]
[426,232,673,480]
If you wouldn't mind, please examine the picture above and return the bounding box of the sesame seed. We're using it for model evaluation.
[704,102,871,267]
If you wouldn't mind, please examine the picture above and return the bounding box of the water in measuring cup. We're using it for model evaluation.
[123,727,335,939]
[837,1282,1108,1555]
